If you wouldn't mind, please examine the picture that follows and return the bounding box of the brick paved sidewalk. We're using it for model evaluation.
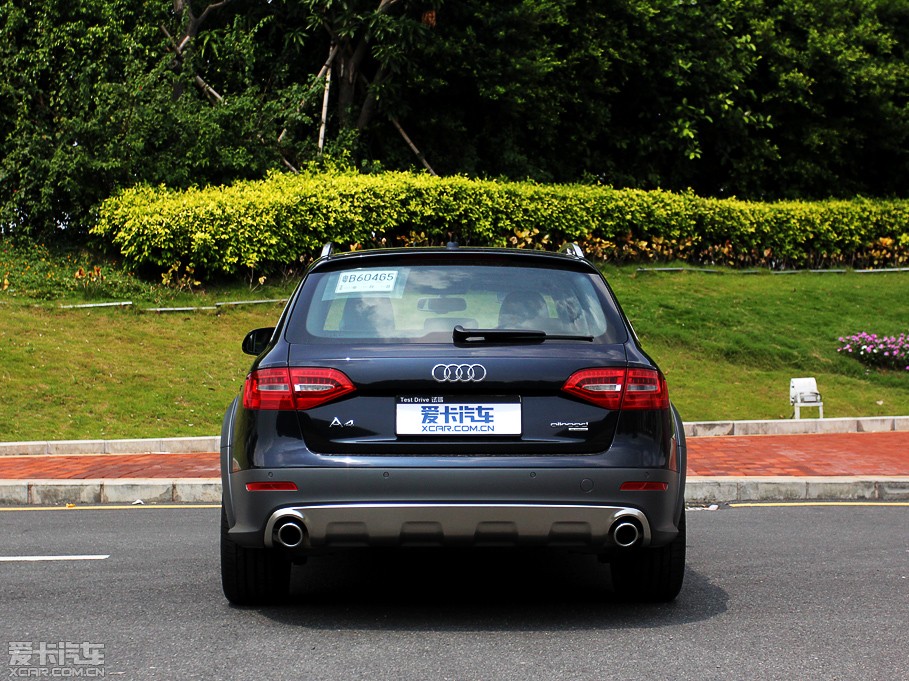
[0,452,218,480]
[686,431,909,476]
[0,431,907,480]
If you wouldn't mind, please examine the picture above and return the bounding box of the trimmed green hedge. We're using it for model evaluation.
[93,171,909,277]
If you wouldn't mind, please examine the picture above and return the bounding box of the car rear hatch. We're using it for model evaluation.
[252,252,670,459]
[284,343,630,456]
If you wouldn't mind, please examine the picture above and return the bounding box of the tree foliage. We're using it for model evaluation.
[3,0,909,241]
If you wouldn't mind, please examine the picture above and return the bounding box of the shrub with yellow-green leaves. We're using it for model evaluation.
[93,171,909,278]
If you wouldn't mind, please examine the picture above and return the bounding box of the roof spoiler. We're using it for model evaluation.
[320,241,585,259]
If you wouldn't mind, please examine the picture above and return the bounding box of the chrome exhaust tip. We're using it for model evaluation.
[612,520,641,548]
[274,520,305,549]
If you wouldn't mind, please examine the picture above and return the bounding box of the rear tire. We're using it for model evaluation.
[221,503,291,606]
[610,510,686,602]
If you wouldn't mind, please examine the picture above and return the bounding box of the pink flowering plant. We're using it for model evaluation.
[837,332,909,371]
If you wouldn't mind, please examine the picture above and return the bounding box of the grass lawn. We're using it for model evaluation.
[1,241,907,440]
[605,266,909,421]
[0,303,286,441]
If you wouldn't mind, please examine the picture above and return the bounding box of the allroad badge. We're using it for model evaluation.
[551,421,589,432]
[431,363,487,382]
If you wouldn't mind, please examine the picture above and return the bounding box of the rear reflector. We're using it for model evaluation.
[620,481,669,492]
[562,367,669,410]
[243,367,356,410]
[245,481,298,492]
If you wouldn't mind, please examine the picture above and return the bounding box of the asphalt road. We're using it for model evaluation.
[1,504,907,680]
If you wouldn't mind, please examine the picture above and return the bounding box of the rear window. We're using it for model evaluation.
[286,263,626,344]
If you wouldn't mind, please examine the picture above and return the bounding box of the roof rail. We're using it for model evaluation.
[320,242,335,259]
[560,243,585,259]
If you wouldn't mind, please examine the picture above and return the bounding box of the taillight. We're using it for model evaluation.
[243,367,355,410]
[243,368,294,410]
[290,368,356,409]
[561,368,625,409]
[562,367,668,411]
[623,368,670,410]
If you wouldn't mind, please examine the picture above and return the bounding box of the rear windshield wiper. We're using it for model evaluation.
[453,325,594,343]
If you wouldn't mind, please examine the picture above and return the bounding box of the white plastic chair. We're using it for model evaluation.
[790,377,823,419]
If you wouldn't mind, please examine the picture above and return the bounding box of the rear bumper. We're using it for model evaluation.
[224,466,683,552]
[264,503,651,549]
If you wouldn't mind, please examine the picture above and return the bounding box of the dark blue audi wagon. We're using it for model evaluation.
[220,243,687,604]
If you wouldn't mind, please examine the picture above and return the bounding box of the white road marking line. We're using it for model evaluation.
[0,504,220,512]
[730,501,909,508]
[0,555,110,562]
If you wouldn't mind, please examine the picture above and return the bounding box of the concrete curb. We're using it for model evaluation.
[1,477,908,506]
[0,436,220,457]
[0,479,223,505]
[685,476,909,502]
[1,417,907,458]
[684,416,909,437]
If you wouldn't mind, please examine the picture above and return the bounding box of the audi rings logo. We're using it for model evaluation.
[432,363,487,382]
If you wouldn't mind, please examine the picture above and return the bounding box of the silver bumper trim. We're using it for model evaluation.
[264,503,650,549]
